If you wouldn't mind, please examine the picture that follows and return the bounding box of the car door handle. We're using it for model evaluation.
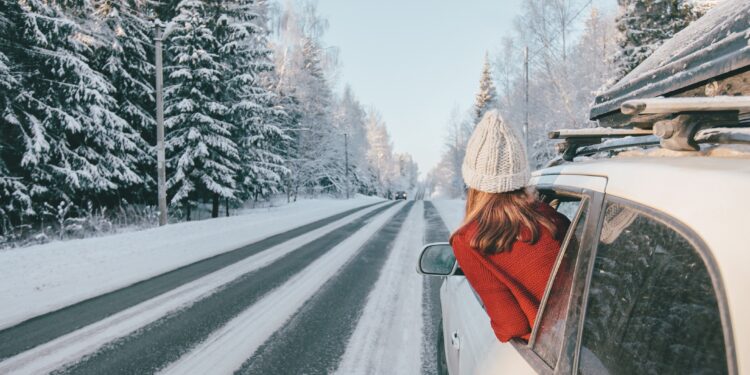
[450,331,460,350]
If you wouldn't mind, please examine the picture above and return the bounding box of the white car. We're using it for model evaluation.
[419,156,749,374]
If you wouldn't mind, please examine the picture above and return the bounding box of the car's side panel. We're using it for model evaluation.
[443,277,535,375]
[440,279,461,373]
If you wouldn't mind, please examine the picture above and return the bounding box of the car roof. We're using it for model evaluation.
[589,0,750,120]
[535,156,750,369]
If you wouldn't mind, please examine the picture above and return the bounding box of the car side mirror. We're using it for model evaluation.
[417,242,460,276]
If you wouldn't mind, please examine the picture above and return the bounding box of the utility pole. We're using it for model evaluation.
[154,20,168,226]
[344,133,350,199]
[524,45,530,154]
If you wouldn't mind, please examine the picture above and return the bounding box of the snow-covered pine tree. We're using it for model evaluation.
[92,0,156,202]
[0,13,32,231]
[473,53,498,125]
[613,0,695,79]
[216,0,289,204]
[3,0,144,216]
[164,0,240,218]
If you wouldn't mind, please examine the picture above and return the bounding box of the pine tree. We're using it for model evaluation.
[164,0,240,218]
[473,53,498,124]
[0,22,32,230]
[613,0,695,79]
[93,0,156,203]
[3,0,144,216]
[216,0,289,203]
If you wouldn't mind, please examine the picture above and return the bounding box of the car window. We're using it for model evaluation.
[578,202,727,375]
[532,197,588,368]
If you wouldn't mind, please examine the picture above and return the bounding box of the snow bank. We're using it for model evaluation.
[430,200,465,232]
[0,195,383,330]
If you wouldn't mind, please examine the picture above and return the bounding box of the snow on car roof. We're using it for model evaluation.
[536,156,750,368]
[590,0,750,120]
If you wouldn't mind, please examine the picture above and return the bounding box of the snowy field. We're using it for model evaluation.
[0,195,383,330]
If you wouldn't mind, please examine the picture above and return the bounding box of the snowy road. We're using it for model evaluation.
[0,197,456,374]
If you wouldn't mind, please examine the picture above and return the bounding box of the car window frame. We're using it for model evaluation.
[505,182,605,375]
[528,194,589,358]
[574,195,738,375]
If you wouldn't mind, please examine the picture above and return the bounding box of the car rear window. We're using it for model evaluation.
[578,201,728,375]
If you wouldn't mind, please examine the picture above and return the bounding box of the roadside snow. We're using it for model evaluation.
[335,202,424,375]
[430,200,465,232]
[0,196,383,330]
[158,203,403,375]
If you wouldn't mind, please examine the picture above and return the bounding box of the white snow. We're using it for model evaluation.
[0,203,386,375]
[158,203,404,375]
[335,202,424,375]
[430,199,466,232]
[0,195,383,330]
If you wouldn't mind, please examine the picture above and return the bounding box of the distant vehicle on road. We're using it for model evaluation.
[394,191,408,200]
[417,3,750,373]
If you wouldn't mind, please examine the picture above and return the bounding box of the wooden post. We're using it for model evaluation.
[154,20,168,226]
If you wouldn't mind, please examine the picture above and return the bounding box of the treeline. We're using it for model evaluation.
[0,0,416,240]
[427,0,709,199]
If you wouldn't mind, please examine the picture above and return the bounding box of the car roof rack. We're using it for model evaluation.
[550,96,750,162]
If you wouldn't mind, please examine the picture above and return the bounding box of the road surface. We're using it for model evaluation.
[0,196,455,375]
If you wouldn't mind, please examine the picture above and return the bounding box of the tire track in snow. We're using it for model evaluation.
[0,203,388,375]
[55,203,397,375]
[233,202,414,375]
[0,201,383,362]
[334,201,425,375]
[421,201,452,375]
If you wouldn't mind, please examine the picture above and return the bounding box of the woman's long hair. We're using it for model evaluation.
[450,188,558,254]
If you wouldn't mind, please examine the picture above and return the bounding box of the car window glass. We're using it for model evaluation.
[555,200,581,221]
[578,202,727,375]
[532,198,587,368]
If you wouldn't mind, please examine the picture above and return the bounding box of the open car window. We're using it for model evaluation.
[530,194,589,368]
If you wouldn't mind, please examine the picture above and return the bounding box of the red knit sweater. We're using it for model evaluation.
[451,201,569,343]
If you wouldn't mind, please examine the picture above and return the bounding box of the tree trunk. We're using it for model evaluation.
[225,198,230,217]
[211,194,219,218]
[185,201,191,221]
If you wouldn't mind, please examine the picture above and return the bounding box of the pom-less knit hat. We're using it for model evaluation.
[462,110,530,193]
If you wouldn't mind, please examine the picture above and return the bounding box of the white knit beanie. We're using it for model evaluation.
[462,110,530,193]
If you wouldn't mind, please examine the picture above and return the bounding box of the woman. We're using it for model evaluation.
[450,110,569,343]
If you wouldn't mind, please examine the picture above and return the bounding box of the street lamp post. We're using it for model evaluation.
[154,20,168,226]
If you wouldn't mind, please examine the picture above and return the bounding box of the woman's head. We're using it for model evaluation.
[453,187,558,254]
[453,110,556,253]
[461,110,530,194]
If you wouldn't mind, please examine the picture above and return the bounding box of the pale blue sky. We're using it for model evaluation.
[316,1,613,175]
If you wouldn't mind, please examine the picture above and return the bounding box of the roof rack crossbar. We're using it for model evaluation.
[621,96,750,116]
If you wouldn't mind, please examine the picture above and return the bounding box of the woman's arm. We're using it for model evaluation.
[452,237,531,342]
